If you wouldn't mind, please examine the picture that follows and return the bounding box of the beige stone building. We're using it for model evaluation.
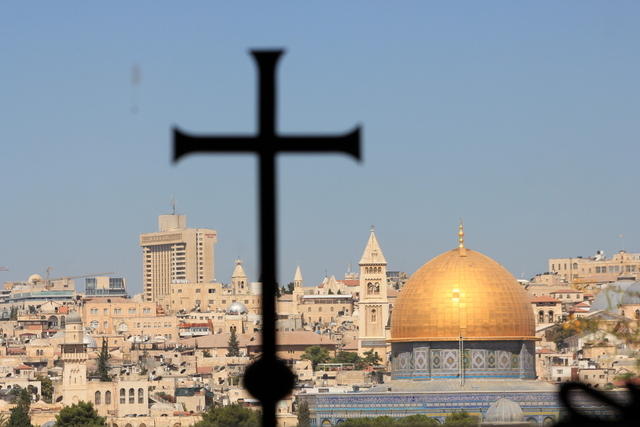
[169,260,261,316]
[82,297,179,341]
[549,250,640,286]
[140,213,217,309]
[299,295,354,326]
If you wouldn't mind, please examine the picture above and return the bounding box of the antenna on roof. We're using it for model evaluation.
[171,196,176,215]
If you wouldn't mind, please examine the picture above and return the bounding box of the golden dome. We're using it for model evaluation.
[390,247,535,342]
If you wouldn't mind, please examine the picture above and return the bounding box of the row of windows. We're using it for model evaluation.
[89,308,151,315]
[364,266,383,274]
[552,263,639,274]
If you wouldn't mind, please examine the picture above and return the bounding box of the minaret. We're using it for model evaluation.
[61,311,88,405]
[231,259,248,295]
[357,226,390,363]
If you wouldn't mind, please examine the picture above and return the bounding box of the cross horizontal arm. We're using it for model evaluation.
[173,126,361,162]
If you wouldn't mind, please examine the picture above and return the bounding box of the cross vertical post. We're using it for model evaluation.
[173,49,361,426]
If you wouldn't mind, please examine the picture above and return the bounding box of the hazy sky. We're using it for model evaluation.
[2,2,639,293]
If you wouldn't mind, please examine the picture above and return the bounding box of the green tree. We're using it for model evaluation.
[194,404,260,427]
[297,399,311,427]
[227,329,240,357]
[7,388,32,427]
[283,282,295,294]
[36,375,53,403]
[301,345,331,369]
[396,414,439,426]
[444,410,478,426]
[54,401,106,427]
[340,416,395,426]
[331,351,363,368]
[7,405,31,427]
[97,338,111,381]
[362,349,382,366]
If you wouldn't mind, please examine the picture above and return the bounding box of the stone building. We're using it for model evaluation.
[549,250,640,285]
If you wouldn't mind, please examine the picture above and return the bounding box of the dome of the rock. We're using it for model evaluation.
[390,225,537,381]
[391,248,535,342]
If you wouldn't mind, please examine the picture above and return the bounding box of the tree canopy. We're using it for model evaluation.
[227,328,240,357]
[194,404,260,427]
[7,388,33,427]
[301,345,331,369]
[297,399,311,427]
[97,338,111,381]
[54,401,106,427]
[36,375,53,403]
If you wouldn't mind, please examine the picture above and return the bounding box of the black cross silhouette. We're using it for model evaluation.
[173,49,361,426]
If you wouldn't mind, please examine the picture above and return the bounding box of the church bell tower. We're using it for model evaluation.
[357,227,390,362]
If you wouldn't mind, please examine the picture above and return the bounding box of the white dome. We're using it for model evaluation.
[484,398,524,423]
[28,274,43,284]
[227,301,248,315]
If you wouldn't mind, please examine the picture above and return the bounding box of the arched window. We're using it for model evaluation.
[548,310,554,323]
[371,309,377,323]
[636,309,640,320]
[128,388,135,404]
[95,391,101,405]
[138,388,144,403]
[119,388,125,404]
[105,391,111,404]
[538,310,544,323]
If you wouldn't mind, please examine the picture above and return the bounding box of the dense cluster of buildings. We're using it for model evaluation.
[0,213,638,426]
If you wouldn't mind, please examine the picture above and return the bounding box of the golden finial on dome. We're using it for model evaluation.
[458,219,467,256]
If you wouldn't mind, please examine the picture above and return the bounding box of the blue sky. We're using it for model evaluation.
[1,2,639,292]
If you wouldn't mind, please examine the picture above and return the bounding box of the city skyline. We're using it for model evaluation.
[2,2,640,293]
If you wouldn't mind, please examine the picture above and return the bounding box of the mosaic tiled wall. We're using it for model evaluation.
[391,340,536,380]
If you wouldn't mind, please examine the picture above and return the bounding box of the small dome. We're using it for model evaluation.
[227,301,248,315]
[484,398,524,423]
[66,311,82,324]
[620,282,640,305]
[28,274,43,284]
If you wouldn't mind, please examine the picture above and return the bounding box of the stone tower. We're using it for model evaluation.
[231,259,248,295]
[358,227,390,362]
[61,311,88,405]
[292,265,304,298]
